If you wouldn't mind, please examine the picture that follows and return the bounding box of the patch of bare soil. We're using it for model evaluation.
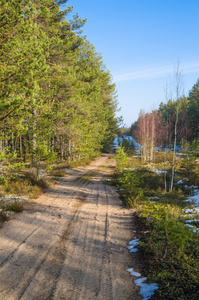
[0,154,142,300]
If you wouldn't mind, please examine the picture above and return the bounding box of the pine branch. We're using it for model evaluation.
[0,104,21,122]
[49,1,68,10]
[0,22,19,44]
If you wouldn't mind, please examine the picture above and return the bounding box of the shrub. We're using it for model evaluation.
[4,200,23,213]
[0,177,6,185]
[30,185,43,199]
[118,169,143,207]
[0,211,8,223]
[115,145,129,173]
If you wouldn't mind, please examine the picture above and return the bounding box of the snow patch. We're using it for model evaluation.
[177,180,184,184]
[126,268,141,277]
[126,237,159,299]
[187,189,199,210]
[155,170,167,175]
[127,238,139,252]
[134,278,159,300]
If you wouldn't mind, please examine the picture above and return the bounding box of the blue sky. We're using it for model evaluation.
[68,0,199,127]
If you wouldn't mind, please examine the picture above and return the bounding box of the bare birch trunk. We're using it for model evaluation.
[170,107,178,191]
[170,60,182,191]
[164,149,167,192]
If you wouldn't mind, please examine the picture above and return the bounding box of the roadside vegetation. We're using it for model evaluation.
[114,144,199,300]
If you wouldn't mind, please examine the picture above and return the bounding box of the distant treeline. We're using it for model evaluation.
[130,78,199,159]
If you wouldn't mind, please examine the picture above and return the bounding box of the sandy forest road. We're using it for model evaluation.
[0,154,141,300]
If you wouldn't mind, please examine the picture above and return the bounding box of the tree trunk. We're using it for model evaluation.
[164,149,167,192]
[67,139,71,164]
[20,135,23,163]
[60,136,64,163]
[170,107,178,191]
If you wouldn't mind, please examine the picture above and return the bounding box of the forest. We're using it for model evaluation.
[0,0,118,179]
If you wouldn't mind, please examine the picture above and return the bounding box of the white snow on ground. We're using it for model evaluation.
[183,208,196,214]
[177,180,184,184]
[127,238,139,252]
[112,136,140,150]
[185,223,199,232]
[129,238,140,245]
[182,188,199,231]
[127,247,139,253]
[126,238,158,299]
[185,219,199,223]
[126,268,141,277]
[134,278,159,300]
[134,277,147,286]
[187,189,199,210]
[155,170,167,175]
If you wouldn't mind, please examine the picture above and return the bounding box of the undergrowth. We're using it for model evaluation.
[3,200,23,213]
[114,147,199,299]
[0,172,50,201]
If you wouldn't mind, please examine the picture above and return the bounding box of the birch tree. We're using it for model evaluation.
[170,62,183,191]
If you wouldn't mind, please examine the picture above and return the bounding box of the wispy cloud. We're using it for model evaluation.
[113,61,199,83]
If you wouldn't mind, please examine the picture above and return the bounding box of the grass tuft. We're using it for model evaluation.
[4,200,23,213]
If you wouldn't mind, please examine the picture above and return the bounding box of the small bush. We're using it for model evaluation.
[0,177,6,185]
[23,172,49,189]
[115,145,129,173]
[137,169,165,191]
[118,169,143,207]
[0,211,8,223]
[30,185,43,199]
[4,200,23,213]
[49,169,66,177]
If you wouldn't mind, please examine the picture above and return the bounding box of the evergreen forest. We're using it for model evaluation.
[0,0,118,176]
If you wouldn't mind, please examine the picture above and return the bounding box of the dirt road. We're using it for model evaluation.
[0,154,141,300]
